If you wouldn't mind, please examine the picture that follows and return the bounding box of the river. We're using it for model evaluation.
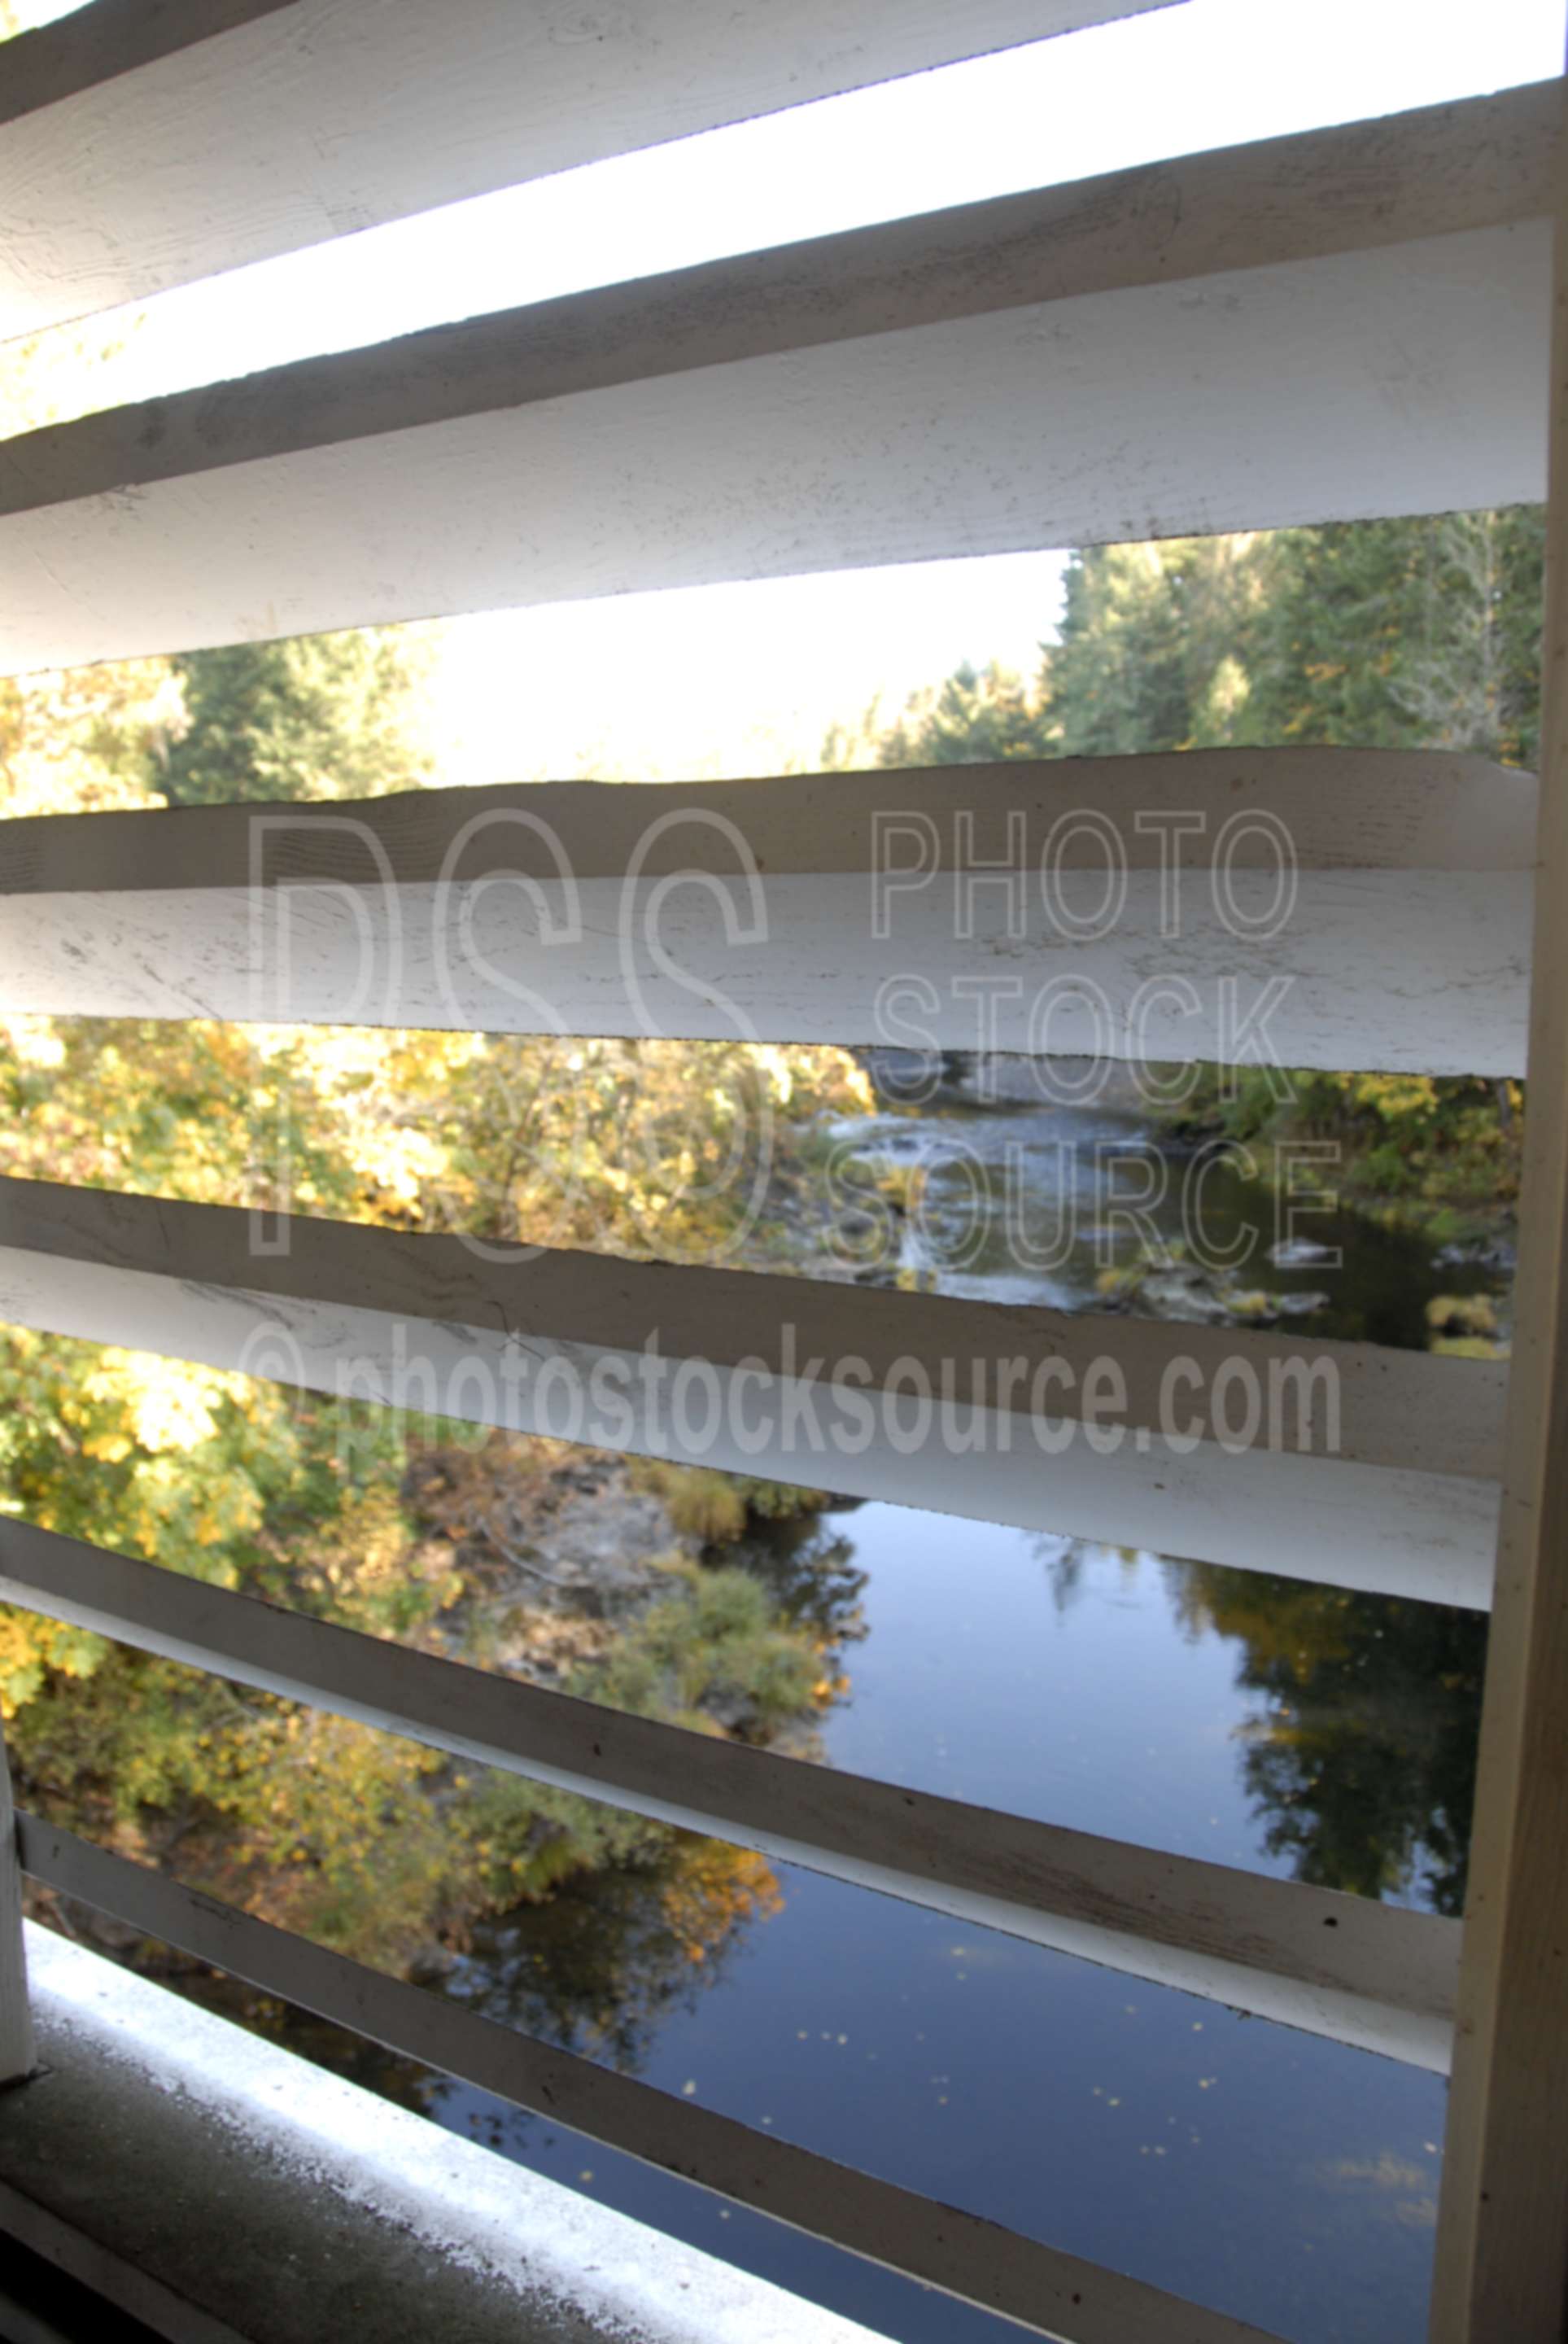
[242,1080,1509,2343]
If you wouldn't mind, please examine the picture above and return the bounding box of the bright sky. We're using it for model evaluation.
[6,0,1565,780]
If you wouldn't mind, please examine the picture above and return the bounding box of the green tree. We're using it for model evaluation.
[1247,510,1544,764]
[159,631,437,806]
[863,659,1048,767]
[849,511,1544,772]
[841,509,1544,1222]
[1044,534,1265,757]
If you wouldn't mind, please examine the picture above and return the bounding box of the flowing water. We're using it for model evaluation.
[232,1084,1509,2342]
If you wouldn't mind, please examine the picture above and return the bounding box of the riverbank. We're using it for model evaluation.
[1156,1064,1523,1255]
[22,1443,845,1986]
[855,1048,1520,1253]
[832,1052,1514,1349]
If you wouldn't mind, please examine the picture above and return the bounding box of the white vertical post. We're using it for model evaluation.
[0,1716,36,2084]
[1428,71,1568,2344]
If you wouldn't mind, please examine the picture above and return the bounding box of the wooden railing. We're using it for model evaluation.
[1,9,1565,2340]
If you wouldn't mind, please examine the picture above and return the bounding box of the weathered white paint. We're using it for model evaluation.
[0,1519,1461,2068]
[0,1177,1506,1607]
[0,1179,1502,1475]
[0,1244,1505,1610]
[0,752,1541,893]
[2,86,1556,523]
[0,754,1536,1075]
[5,84,1553,518]
[0,874,1529,1072]
[0,1724,34,2088]
[19,1922,893,2344]
[1430,69,1568,2344]
[0,122,1553,671]
[0,0,1174,339]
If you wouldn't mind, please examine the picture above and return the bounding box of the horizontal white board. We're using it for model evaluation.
[0,0,1173,338]
[0,755,1535,1074]
[0,1177,1506,1608]
[0,89,1553,672]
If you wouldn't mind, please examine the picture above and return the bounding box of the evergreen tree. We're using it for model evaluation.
[869,659,1048,767]
[159,629,436,805]
[838,507,1544,1218]
[1044,534,1265,756]
[1247,510,1544,765]
[846,509,1544,773]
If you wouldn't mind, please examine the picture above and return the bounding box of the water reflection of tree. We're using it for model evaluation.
[1167,1563,1486,1915]
[1033,1534,1140,1614]
[143,1836,784,2101]
[448,1834,783,2072]
[736,1522,871,1653]
[437,1528,862,2079]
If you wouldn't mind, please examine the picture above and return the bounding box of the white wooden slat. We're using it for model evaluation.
[1430,70,1568,2344]
[0,754,1536,1076]
[0,1723,34,2088]
[0,1178,1506,1611]
[7,84,1553,517]
[0,1517,1459,2069]
[0,85,1554,676]
[0,0,1175,342]
[14,1818,1291,2344]
[1,750,1540,894]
